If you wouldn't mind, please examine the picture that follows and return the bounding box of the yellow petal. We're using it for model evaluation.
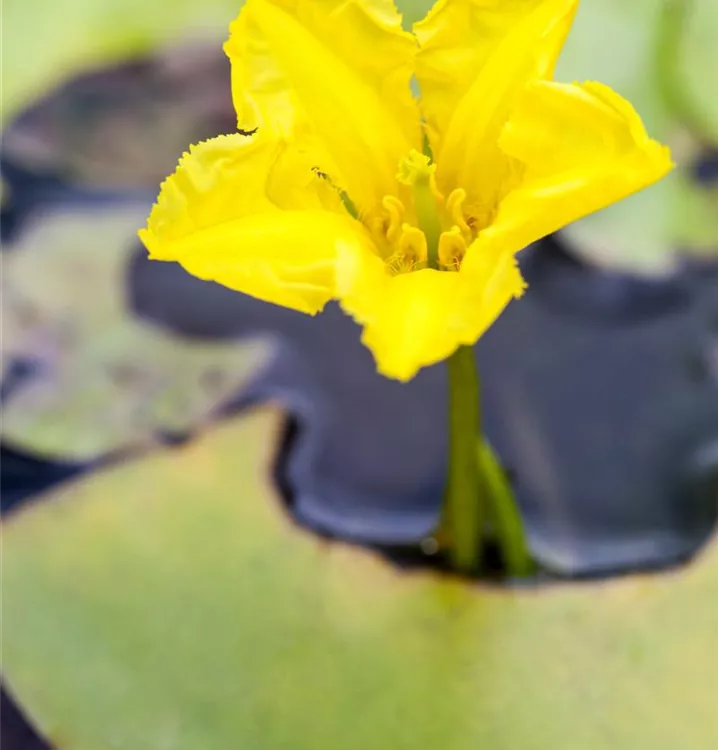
[463,80,674,268]
[415,0,578,215]
[225,0,420,215]
[139,133,374,315]
[337,245,525,381]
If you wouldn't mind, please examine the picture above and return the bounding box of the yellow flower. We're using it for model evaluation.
[140,0,672,381]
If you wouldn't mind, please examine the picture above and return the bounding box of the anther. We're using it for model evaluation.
[398,223,428,269]
[438,227,467,271]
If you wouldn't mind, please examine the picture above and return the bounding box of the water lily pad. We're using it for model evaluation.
[3,407,717,750]
[1,202,270,461]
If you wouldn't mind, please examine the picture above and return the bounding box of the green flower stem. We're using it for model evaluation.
[441,346,533,576]
[442,345,484,572]
[478,441,534,578]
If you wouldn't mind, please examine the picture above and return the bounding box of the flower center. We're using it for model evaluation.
[363,150,474,275]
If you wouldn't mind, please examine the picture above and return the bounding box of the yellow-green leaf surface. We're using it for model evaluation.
[1,204,270,461]
[3,409,717,750]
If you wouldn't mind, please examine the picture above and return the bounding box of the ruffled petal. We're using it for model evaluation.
[139,133,374,315]
[415,0,578,218]
[462,80,674,269]
[225,0,421,215]
[337,243,526,381]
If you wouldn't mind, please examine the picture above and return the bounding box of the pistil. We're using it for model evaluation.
[397,150,444,270]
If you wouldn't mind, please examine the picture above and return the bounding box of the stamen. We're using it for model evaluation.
[445,188,470,235]
[398,223,428,269]
[382,195,405,243]
[438,227,468,271]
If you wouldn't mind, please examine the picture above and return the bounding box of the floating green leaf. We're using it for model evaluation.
[3,409,717,750]
[2,204,269,461]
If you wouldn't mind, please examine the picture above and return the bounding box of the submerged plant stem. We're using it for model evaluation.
[479,441,534,578]
[442,345,484,572]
